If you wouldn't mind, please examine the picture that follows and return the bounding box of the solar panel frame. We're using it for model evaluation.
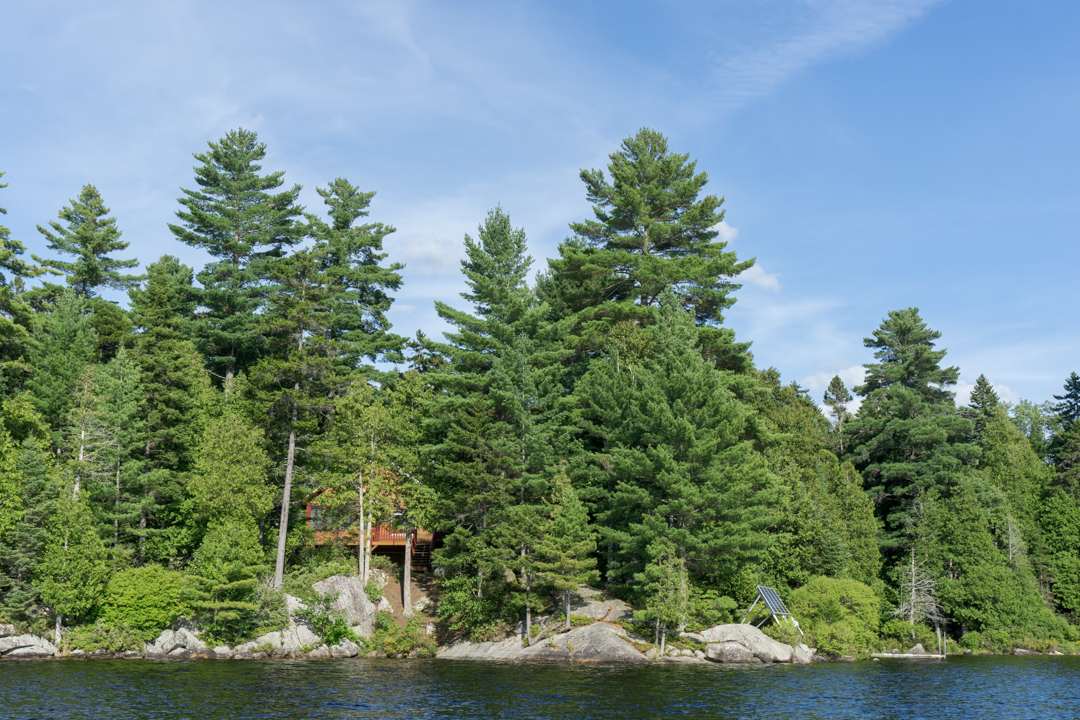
[758,586,793,617]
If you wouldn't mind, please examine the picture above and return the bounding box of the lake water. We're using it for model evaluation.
[2,655,1078,719]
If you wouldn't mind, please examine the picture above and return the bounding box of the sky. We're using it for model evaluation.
[2,0,1077,408]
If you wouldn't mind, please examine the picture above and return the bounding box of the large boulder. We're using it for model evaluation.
[567,585,634,623]
[144,627,206,657]
[699,624,793,664]
[312,574,376,637]
[0,624,14,638]
[439,622,650,664]
[0,634,59,658]
[329,638,361,658]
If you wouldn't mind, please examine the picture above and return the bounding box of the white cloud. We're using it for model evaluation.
[738,264,781,292]
[712,0,943,111]
[715,220,739,245]
[953,377,1019,407]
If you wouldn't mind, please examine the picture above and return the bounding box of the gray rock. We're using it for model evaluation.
[412,595,432,614]
[369,569,389,590]
[693,649,706,660]
[282,622,320,652]
[70,649,87,658]
[1012,648,1040,656]
[329,639,360,658]
[121,651,143,659]
[567,585,633,622]
[426,622,437,636]
[438,622,650,664]
[645,647,658,660]
[906,643,926,655]
[1049,650,1064,656]
[699,625,793,663]
[376,596,392,613]
[307,645,331,658]
[680,631,707,645]
[212,645,233,659]
[0,634,59,658]
[706,641,759,663]
[312,574,376,637]
[504,568,517,584]
[284,594,308,617]
[660,655,707,663]
[792,643,814,664]
[0,624,14,638]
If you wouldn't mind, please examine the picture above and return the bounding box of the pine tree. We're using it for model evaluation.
[304,177,405,376]
[188,411,273,531]
[823,375,852,453]
[0,172,41,397]
[543,128,753,369]
[576,295,774,589]
[33,184,140,298]
[534,471,598,631]
[845,308,978,554]
[26,289,98,437]
[169,128,303,381]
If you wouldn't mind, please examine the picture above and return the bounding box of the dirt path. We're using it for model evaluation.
[379,573,438,628]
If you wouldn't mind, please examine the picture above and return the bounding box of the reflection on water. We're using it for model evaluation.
[2,655,1079,720]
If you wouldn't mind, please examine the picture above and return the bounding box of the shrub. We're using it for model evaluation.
[295,590,358,647]
[365,579,382,604]
[368,614,436,658]
[788,576,880,657]
[880,618,938,650]
[100,566,191,641]
[685,587,737,631]
[68,621,143,653]
[959,631,982,651]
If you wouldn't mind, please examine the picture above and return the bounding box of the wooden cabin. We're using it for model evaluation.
[304,489,438,571]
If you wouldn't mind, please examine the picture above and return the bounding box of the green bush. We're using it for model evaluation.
[68,620,143,653]
[959,631,982,651]
[685,586,737,631]
[364,579,382,604]
[368,614,436,658]
[295,591,358,647]
[788,576,880,657]
[880,618,938,650]
[100,566,192,641]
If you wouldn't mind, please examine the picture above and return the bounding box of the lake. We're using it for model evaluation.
[2,655,1077,719]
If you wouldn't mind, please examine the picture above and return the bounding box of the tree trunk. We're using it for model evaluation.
[402,520,413,617]
[660,622,667,655]
[358,479,367,583]
[564,588,571,631]
[272,400,299,590]
[523,565,532,643]
[54,615,62,647]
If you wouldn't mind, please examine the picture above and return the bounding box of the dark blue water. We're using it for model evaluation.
[1,656,1077,719]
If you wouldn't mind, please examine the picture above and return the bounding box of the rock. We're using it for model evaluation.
[369,569,389,590]
[504,568,517,584]
[329,639,360,658]
[412,595,433,614]
[0,624,14,638]
[706,641,759,663]
[312,574,376,637]
[964,649,973,655]
[70,649,87,658]
[426,622,437,637]
[693,649,706,660]
[213,645,233,659]
[645,648,658,660]
[376,597,392,613]
[680,632,707,645]
[0,634,59,658]
[284,594,308,617]
[906,644,926,655]
[432,567,446,579]
[1050,650,1064,656]
[439,622,650,664]
[121,651,143,659]
[307,645,331,658]
[698,625,793,663]
[567,585,633,622]
[792,643,814,665]
[1012,648,1040,656]
[167,648,193,659]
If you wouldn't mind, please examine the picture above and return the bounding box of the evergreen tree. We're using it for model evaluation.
[26,289,98,437]
[169,128,303,381]
[304,177,405,376]
[1009,399,1060,462]
[963,374,1001,441]
[0,172,41,397]
[1052,372,1080,431]
[129,258,211,564]
[845,308,978,554]
[188,411,273,532]
[36,482,109,641]
[823,375,852,453]
[576,295,774,590]
[1053,423,1080,495]
[534,471,598,631]
[543,128,753,369]
[33,184,140,297]
[1041,489,1080,613]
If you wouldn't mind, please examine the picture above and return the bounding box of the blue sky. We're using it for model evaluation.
[2,0,1077,407]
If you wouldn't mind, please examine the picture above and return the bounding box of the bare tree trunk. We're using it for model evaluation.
[358,479,367,583]
[272,398,299,590]
[54,615,62,647]
[402,519,413,617]
[660,622,667,655]
[564,589,571,631]
[524,566,532,643]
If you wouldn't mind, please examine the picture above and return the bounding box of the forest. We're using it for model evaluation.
[1,127,1079,657]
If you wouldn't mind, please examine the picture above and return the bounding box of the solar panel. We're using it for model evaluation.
[740,585,803,636]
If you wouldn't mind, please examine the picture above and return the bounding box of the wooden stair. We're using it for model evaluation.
[411,542,433,571]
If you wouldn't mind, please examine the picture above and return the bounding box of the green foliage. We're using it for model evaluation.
[364,579,382,603]
[100,565,191,641]
[684,586,738,631]
[788,576,880,658]
[369,613,437,657]
[434,571,518,642]
[959,630,982,651]
[188,411,273,528]
[37,486,110,625]
[295,591,358,647]
[186,521,266,641]
[68,620,143,653]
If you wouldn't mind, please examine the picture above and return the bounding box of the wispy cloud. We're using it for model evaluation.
[739,264,781,292]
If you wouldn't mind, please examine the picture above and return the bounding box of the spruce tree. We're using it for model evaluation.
[543,128,753,369]
[534,471,598,631]
[33,184,140,298]
[1052,372,1080,432]
[188,411,273,531]
[0,172,41,396]
[169,128,303,381]
[964,374,1001,441]
[845,308,978,553]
